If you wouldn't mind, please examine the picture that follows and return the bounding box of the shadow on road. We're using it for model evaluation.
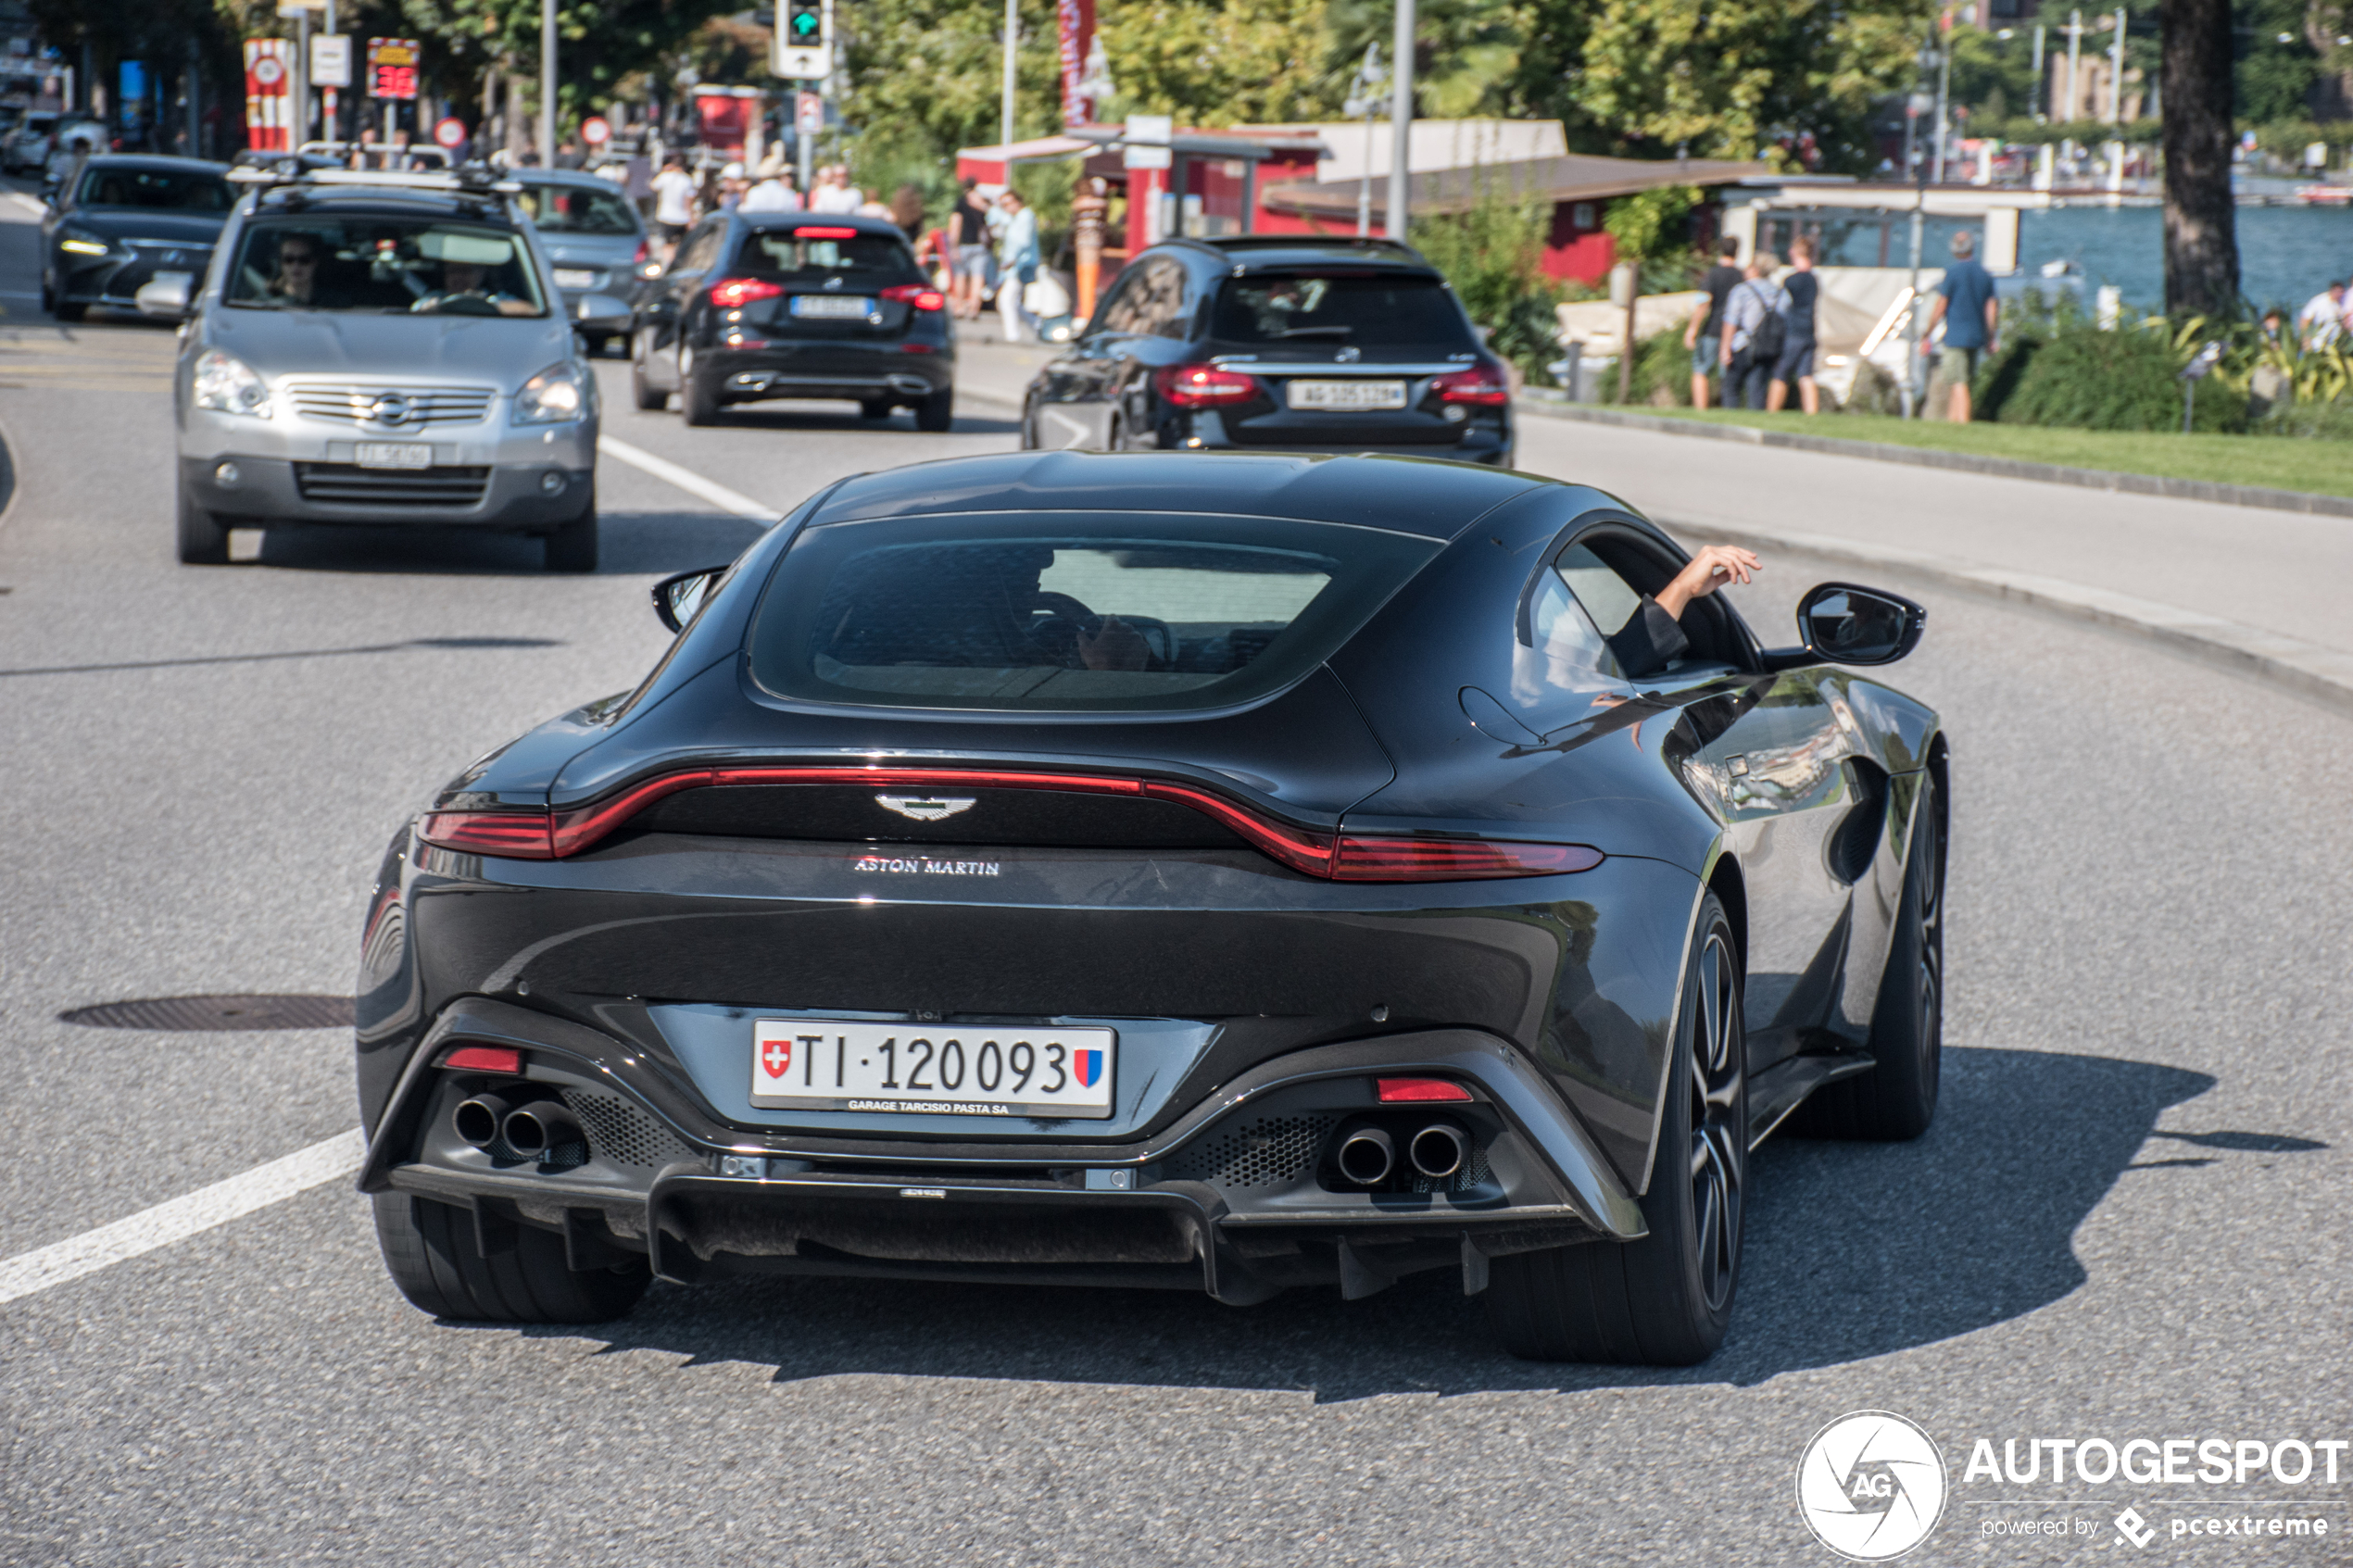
[673,404,1021,438]
[476,1047,2293,1400]
[243,508,769,577]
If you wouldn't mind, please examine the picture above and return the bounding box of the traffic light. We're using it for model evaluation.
[786,0,823,44]
[773,0,831,78]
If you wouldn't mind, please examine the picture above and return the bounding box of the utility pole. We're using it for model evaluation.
[1902,36,1931,419]
[540,0,557,165]
[1000,0,1018,153]
[1386,0,1415,242]
[2064,10,2083,123]
[1343,44,1383,238]
[322,0,337,144]
[294,4,311,145]
[2031,25,2045,121]
[2108,7,2126,123]
[1933,38,1951,184]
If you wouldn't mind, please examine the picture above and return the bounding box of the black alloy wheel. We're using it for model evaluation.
[543,484,598,573]
[372,1194,648,1323]
[175,479,230,565]
[629,330,668,410]
[680,347,720,426]
[1788,771,1944,1140]
[1487,893,1748,1364]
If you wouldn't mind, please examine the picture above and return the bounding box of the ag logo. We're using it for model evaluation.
[1795,1411,1946,1561]
[876,795,975,822]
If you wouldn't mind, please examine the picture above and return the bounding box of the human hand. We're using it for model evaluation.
[1076,616,1151,671]
[1655,545,1761,620]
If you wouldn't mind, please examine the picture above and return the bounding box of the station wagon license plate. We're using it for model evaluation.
[355,442,433,469]
[1288,379,1408,410]
[789,294,874,319]
[553,268,598,289]
[749,1019,1116,1118]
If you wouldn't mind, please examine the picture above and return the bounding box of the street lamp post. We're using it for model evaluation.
[1001,0,1018,155]
[541,0,557,165]
[1386,0,1414,241]
[1342,44,1384,238]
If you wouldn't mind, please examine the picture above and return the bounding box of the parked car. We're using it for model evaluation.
[1,110,58,175]
[41,155,233,322]
[38,116,108,182]
[630,209,954,429]
[170,165,599,569]
[355,447,1946,1365]
[499,168,648,357]
[1021,234,1515,467]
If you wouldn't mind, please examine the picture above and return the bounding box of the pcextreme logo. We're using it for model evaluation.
[1797,1411,1949,1562]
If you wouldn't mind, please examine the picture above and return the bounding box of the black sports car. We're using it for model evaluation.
[356,451,1944,1364]
[41,155,233,322]
[1020,235,1514,466]
[629,211,955,430]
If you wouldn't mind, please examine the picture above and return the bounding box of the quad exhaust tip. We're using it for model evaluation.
[1408,1121,1469,1181]
[452,1092,514,1148]
[501,1099,582,1157]
[1336,1124,1395,1186]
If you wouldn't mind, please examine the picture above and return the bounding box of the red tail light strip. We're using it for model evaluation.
[1377,1076,1475,1102]
[709,277,786,308]
[879,282,947,312]
[418,768,1601,883]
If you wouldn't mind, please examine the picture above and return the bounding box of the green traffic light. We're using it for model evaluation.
[790,6,820,38]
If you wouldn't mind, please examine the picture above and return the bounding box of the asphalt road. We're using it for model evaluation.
[1,194,2347,1566]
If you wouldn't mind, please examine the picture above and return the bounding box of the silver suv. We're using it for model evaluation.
[168,168,600,570]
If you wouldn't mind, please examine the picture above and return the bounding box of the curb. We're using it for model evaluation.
[1516,399,2353,521]
[1666,517,2353,717]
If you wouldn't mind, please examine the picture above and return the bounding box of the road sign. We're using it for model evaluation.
[366,37,420,101]
[795,91,824,135]
[309,34,350,90]
[580,116,611,147]
[774,0,831,79]
[432,116,467,149]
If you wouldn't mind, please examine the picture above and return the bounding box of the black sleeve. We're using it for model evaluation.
[1604,596,1691,681]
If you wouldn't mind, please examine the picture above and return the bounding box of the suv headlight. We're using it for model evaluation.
[513,361,587,425]
[192,348,271,418]
[57,228,108,257]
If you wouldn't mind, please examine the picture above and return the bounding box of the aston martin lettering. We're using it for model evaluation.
[852,855,1000,876]
[876,794,977,821]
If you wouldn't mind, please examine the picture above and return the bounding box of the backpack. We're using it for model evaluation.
[1745,282,1787,362]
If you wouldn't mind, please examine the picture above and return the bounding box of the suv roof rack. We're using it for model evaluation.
[226,163,520,197]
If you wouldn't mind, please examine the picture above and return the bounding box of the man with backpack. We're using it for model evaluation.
[1718,251,1789,412]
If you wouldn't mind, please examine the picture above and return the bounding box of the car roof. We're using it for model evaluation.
[808,450,1549,541]
[75,154,232,174]
[251,187,522,223]
[1163,235,1435,274]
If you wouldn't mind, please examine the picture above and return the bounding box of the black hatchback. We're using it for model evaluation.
[629,211,955,431]
[1021,235,1512,466]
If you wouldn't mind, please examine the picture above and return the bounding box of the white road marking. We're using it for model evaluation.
[8,193,44,217]
[597,433,782,523]
[0,1129,364,1306]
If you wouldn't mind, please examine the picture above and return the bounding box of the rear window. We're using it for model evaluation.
[1210,273,1473,351]
[732,228,919,282]
[511,182,641,235]
[748,512,1441,712]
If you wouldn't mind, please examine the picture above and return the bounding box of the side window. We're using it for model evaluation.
[1152,259,1196,339]
[1554,544,1646,642]
[1512,557,1626,719]
[1090,269,1145,335]
[676,221,724,275]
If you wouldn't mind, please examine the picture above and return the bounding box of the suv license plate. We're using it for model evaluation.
[749,1019,1116,1118]
[553,268,598,289]
[1288,379,1408,410]
[790,294,874,319]
[355,442,433,469]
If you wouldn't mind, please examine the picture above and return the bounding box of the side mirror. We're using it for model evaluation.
[650,565,728,633]
[1774,582,1925,667]
[134,275,192,319]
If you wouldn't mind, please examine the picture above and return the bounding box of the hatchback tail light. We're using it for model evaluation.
[419,809,555,858]
[1429,366,1510,406]
[1331,836,1603,881]
[709,277,786,308]
[880,282,946,312]
[1154,362,1261,408]
[633,238,648,265]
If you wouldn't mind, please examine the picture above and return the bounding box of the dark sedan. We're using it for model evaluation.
[629,211,954,430]
[1022,235,1514,465]
[42,155,233,322]
[355,451,1945,1365]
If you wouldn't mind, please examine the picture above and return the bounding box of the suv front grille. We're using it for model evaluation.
[285,383,496,428]
[294,462,491,507]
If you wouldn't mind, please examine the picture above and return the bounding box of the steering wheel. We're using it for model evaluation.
[411,293,502,317]
[1030,590,1102,636]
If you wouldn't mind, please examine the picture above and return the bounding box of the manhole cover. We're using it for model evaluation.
[58,994,357,1031]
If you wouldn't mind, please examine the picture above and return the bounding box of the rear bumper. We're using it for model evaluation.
[701,342,953,403]
[1173,408,1512,467]
[361,998,1643,1303]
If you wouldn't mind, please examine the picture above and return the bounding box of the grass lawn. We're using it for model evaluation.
[1616,407,2353,501]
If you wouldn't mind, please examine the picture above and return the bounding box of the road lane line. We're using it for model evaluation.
[7,193,43,217]
[597,434,782,522]
[0,1129,364,1306]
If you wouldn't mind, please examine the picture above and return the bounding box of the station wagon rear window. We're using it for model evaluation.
[748,513,1441,712]
[1210,274,1475,351]
[732,229,921,282]
[511,182,641,235]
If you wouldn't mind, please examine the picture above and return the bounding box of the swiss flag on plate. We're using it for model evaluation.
[760,1035,793,1079]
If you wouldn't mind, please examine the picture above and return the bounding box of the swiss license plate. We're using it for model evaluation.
[749,1019,1115,1118]
[1287,378,1408,410]
[553,267,598,290]
[151,270,193,290]
[790,294,874,319]
[354,442,433,469]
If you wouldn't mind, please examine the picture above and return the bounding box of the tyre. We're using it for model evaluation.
[630,346,668,410]
[176,480,230,565]
[681,365,720,426]
[1786,772,1944,1140]
[859,397,894,420]
[54,297,85,323]
[544,488,598,572]
[913,387,954,433]
[1487,894,1747,1364]
[372,1193,649,1323]
[1019,397,1040,449]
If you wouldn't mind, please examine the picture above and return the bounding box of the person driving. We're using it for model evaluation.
[1599,544,1764,679]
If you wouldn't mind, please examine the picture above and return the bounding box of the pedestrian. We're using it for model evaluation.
[888,184,926,243]
[1768,235,1821,415]
[1718,252,1789,412]
[1684,235,1743,409]
[1921,230,1998,422]
[810,165,863,214]
[996,187,1039,345]
[947,176,993,320]
[622,148,654,216]
[554,137,585,171]
[650,155,698,257]
[740,169,801,212]
[717,162,748,211]
[2295,280,2345,350]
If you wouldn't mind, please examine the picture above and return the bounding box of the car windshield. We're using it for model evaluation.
[74,166,233,211]
[749,512,1441,712]
[1210,273,1474,350]
[732,227,920,283]
[223,216,547,316]
[511,182,641,236]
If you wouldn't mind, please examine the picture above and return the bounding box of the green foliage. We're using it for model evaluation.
[1102,0,1339,126]
[1321,0,1518,119]
[1602,184,1699,265]
[2236,0,2327,126]
[1596,328,1692,406]
[839,0,1064,166]
[2253,400,2353,440]
[1995,324,2244,433]
[396,0,740,125]
[1408,181,1549,326]
[1490,293,1569,386]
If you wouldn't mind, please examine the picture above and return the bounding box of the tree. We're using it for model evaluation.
[396,0,739,128]
[1320,0,1518,119]
[2160,0,2239,314]
[1101,0,1335,126]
